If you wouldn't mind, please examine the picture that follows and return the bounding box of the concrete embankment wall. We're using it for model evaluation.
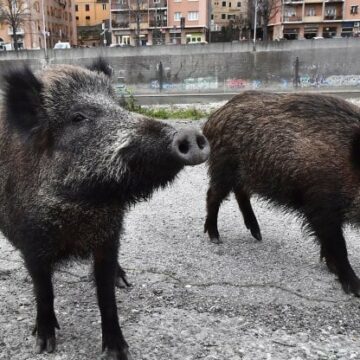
[0,39,360,93]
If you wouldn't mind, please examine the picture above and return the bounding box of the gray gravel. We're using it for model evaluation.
[2,116,360,360]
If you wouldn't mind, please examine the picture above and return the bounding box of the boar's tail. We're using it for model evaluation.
[351,128,360,169]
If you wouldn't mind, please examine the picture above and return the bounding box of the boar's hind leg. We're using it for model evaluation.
[309,215,360,296]
[26,260,59,353]
[234,186,262,241]
[94,245,132,360]
[204,183,231,244]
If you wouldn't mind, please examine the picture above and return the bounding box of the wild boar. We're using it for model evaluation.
[203,90,360,297]
[0,59,209,359]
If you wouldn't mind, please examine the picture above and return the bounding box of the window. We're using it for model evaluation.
[75,4,78,11]
[229,2,231,6]
[284,7,296,16]
[237,1,241,6]
[102,3,106,9]
[325,7,336,16]
[85,4,90,11]
[351,5,358,14]
[222,1,226,6]
[221,13,226,19]
[154,0,160,3]
[211,14,214,19]
[306,7,315,16]
[86,15,90,19]
[188,11,199,20]
[174,12,181,21]
[76,16,79,20]
[228,14,235,19]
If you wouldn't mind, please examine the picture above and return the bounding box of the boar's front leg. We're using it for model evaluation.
[25,259,59,353]
[309,214,360,296]
[94,244,131,360]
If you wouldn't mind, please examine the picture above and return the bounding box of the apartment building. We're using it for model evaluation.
[75,0,110,45]
[110,0,209,45]
[0,0,77,49]
[211,0,247,32]
[269,0,360,40]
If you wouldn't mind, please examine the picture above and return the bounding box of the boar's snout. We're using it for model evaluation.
[172,129,210,165]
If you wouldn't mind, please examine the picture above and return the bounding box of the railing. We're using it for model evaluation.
[111,21,130,28]
[149,20,167,27]
[111,2,130,10]
[284,16,302,22]
[283,0,303,3]
[324,14,342,19]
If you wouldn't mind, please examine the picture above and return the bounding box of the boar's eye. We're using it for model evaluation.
[71,112,88,123]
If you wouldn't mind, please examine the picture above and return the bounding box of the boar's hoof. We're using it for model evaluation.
[209,236,223,244]
[35,335,56,354]
[250,228,262,242]
[115,264,132,289]
[32,317,60,353]
[115,273,131,289]
[340,275,360,297]
[172,129,210,166]
[102,348,133,360]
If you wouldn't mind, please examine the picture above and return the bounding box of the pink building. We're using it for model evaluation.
[269,0,360,40]
[168,0,209,43]
[110,0,209,45]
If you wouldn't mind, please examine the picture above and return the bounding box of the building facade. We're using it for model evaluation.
[269,0,360,40]
[110,0,209,45]
[211,0,247,32]
[0,0,77,50]
[75,0,110,46]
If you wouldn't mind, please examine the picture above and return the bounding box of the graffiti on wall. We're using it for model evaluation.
[299,74,360,88]
[183,77,218,91]
[143,74,360,93]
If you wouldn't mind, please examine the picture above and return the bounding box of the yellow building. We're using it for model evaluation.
[0,0,77,50]
[75,0,110,46]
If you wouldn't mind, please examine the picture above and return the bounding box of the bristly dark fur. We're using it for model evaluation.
[87,57,113,77]
[203,90,360,298]
[0,63,208,359]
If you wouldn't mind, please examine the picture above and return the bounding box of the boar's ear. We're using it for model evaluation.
[3,67,44,134]
[87,57,113,77]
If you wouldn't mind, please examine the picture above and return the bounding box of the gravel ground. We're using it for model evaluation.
[2,103,360,359]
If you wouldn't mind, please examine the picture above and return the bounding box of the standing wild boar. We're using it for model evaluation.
[204,90,360,297]
[0,60,209,359]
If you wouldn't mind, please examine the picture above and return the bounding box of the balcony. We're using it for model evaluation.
[284,15,302,22]
[112,21,130,28]
[149,20,167,27]
[283,0,303,3]
[149,0,167,9]
[303,15,322,22]
[324,14,342,20]
[8,27,25,35]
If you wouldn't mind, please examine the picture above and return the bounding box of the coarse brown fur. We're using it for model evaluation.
[203,90,360,296]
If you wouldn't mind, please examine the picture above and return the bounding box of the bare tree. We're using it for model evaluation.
[248,0,281,41]
[0,0,30,51]
[133,0,142,46]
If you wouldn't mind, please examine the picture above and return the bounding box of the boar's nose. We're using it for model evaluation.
[172,129,210,165]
